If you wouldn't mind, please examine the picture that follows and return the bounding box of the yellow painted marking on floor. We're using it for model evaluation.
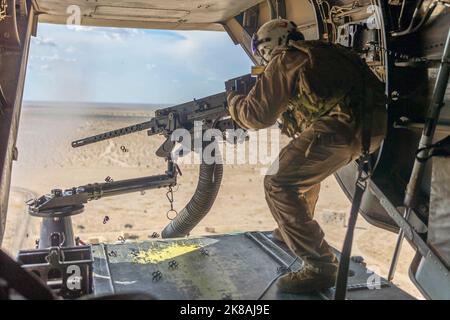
[133,243,201,264]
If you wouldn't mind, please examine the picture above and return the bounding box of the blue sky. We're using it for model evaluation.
[24,24,252,104]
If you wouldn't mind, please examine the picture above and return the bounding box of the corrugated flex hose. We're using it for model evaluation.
[161,160,223,238]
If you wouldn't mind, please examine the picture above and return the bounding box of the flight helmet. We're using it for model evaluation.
[251,19,304,64]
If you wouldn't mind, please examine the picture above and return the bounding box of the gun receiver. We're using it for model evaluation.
[71,74,256,155]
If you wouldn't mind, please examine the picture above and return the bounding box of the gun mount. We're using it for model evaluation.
[28,158,179,248]
[20,155,180,298]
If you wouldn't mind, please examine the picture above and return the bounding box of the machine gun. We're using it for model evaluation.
[71,74,256,157]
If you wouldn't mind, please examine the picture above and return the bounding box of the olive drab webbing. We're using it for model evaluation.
[278,40,379,137]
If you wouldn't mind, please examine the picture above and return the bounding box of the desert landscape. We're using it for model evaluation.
[2,102,422,298]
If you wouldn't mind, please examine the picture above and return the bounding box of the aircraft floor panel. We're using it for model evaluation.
[91,232,413,300]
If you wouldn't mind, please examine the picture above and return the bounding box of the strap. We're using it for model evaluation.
[334,177,367,300]
[334,61,373,300]
[416,134,450,162]
[360,102,372,155]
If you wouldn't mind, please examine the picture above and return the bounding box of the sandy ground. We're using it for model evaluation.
[2,104,422,298]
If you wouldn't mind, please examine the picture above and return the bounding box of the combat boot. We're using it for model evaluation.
[276,264,336,293]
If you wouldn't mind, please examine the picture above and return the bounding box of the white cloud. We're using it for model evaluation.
[102,31,124,42]
[33,36,57,47]
[65,45,77,53]
[39,64,50,71]
[39,53,59,61]
[69,25,94,32]
[36,53,77,63]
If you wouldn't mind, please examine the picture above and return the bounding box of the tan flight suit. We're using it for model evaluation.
[228,41,387,272]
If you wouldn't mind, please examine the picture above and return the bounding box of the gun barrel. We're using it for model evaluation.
[29,173,177,216]
[71,120,153,148]
[86,174,176,200]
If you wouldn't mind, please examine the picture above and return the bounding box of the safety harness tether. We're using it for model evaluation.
[334,62,374,300]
